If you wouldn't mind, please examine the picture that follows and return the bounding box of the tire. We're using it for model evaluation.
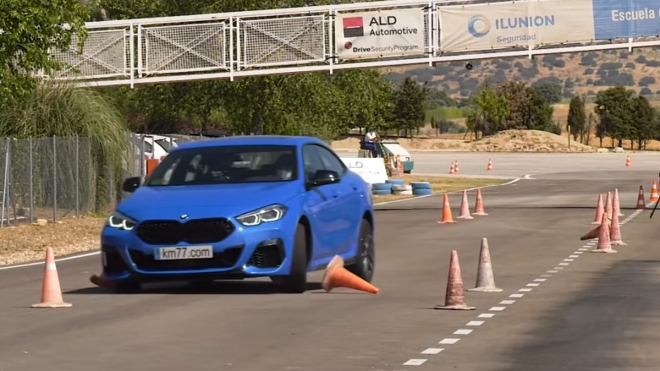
[372,189,391,195]
[277,223,308,293]
[346,218,375,283]
[115,279,141,294]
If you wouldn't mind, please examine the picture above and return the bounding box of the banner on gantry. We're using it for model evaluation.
[438,0,596,53]
[335,8,426,60]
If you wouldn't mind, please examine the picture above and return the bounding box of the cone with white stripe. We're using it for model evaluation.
[32,247,72,308]
[637,186,646,210]
[650,181,659,202]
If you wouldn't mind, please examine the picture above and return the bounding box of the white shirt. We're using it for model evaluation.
[364,132,377,142]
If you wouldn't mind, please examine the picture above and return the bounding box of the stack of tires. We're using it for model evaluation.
[387,179,412,196]
[410,181,432,196]
[371,182,393,196]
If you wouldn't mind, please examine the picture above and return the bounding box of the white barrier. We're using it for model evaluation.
[342,158,388,185]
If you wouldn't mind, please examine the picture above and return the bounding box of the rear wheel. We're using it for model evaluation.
[346,219,375,282]
[273,223,308,293]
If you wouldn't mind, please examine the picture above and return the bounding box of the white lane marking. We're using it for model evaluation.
[564,259,574,262]
[0,251,101,271]
[404,359,427,366]
[467,321,484,326]
[527,283,540,287]
[499,300,516,305]
[489,307,506,311]
[421,348,444,355]
[478,313,495,318]
[540,275,552,278]
[519,288,533,292]
[454,329,473,335]
[509,293,524,298]
[547,270,558,273]
[569,255,580,258]
[559,263,570,266]
[534,278,547,282]
[554,266,565,269]
[439,338,460,345]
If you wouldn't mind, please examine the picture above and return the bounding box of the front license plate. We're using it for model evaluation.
[154,246,214,260]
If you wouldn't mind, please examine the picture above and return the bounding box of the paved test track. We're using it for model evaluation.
[2,152,660,371]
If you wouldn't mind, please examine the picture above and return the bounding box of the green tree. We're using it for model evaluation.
[468,85,509,139]
[594,86,635,147]
[392,77,429,137]
[630,95,657,150]
[526,87,555,132]
[531,80,563,104]
[496,81,532,130]
[567,95,586,141]
[0,0,89,103]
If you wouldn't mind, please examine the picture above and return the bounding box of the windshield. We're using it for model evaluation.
[145,145,298,186]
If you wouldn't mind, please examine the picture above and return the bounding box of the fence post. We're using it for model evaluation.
[52,135,57,222]
[28,137,33,223]
[75,135,79,217]
[1,138,9,228]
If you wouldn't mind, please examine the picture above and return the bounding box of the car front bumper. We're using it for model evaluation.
[99,220,295,282]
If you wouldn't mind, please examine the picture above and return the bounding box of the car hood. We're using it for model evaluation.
[117,182,300,220]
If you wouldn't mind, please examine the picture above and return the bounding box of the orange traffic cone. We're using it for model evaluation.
[613,188,624,217]
[32,247,72,308]
[610,208,626,246]
[625,156,631,167]
[605,191,613,220]
[473,188,488,216]
[637,186,646,209]
[437,194,457,224]
[321,255,379,294]
[486,159,493,171]
[456,190,473,219]
[449,162,455,174]
[591,213,617,253]
[467,238,502,292]
[435,250,475,310]
[650,181,659,202]
[591,194,605,225]
[454,161,460,173]
[90,273,115,288]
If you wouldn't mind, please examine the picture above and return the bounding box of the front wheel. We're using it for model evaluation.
[273,223,308,293]
[346,219,375,283]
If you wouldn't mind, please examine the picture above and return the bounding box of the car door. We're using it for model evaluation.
[314,145,363,255]
[300,144,343,260]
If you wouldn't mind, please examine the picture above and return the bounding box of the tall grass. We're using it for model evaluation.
[0,81,130,212]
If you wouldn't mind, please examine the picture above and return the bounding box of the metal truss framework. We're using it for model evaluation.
[43,0,660,88]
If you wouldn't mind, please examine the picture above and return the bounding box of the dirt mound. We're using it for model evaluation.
[470,130,597,153]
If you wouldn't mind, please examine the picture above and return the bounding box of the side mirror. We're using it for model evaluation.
[122,177,142,193]
[307,170,340,188]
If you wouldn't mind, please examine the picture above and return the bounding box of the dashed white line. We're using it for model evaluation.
[519,288,533,292]
[403,359,427,366]
[467,321,484,326]
[421,348,444,355]
[569,255,580,258]
[547,270,558,273]
[489,306,506,311]
[454,329,473,335]
[540,274,552,278]
[559,262,570,266]
[499,300,516,305]
[534,278,547,282]
[439,338,460,345]
[478,313,495,318]
[564,259,574,262]
[509,293,524,298]
[526,283,540,287]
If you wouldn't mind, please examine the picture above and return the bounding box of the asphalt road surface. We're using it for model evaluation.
[2,153,660,371]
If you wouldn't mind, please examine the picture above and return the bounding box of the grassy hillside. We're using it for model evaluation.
[384,48,660,100]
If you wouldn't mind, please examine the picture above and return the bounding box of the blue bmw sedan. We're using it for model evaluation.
[99,135,376,293]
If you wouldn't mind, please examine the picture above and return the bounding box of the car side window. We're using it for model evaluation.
[302,145,325,182]
[315,146,347,176]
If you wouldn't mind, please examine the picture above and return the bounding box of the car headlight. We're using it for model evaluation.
[106,212,137,231]
[235,204,288,227]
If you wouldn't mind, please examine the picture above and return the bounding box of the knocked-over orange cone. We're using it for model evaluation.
[651,181,659,202]
[610,208,627,246]
[591,213,617,253]
[456,190,474,219]
[613,188,624,217]
[90,273,115,288]
[435,250,475,310]
[437,194,457,224]
[637,186,646,209]
[473,188,488,216]
[32,247,72,308]
[468,238,502,292]
[592,194,605,225]
[322,255,379,294]
[581,217,611,240]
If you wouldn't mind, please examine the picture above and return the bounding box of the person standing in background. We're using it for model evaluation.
[363,129,379,158]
